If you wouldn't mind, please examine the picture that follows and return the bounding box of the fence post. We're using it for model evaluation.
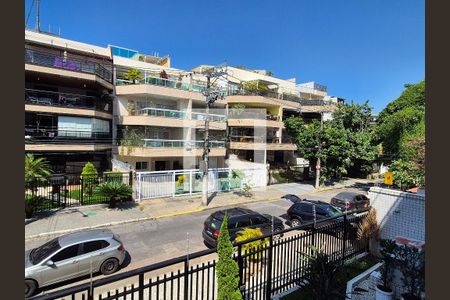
[80,176,84,205]
[265,235,273,299]
[184,257,189,300]
[342,214,347,261]
[237,244,244,287]
[138,273,144,299]
[129,171,133,186]
[189,171,193,195]
[64,176,68,207]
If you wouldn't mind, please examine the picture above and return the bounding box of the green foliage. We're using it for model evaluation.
[231,169,245,179]
[120,126,145,155]
[216,214,242,300]
[375,81,425,158]
[396,245,425,297]
[123,68,143,81]
[242,182,252,197]
[25,154,52,192]
[242,81,269,92]
[95,181,133,208]
[235,228,268,261]
[390,159,424,190]
[104,172,125,183]
[25,195,45,218]
[379,239,400,290]
[81,162,99,196]
[298,245,346,300]
[284,101,378,182]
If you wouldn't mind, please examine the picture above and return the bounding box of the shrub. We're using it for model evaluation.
[81,162,98,196]
[177,175,185,187]
[123,68,143,82]
[216,214,242,300]
[235,228,268,261]
[104,172,125,183]
[95,181,133,208]
[357,208,380,256]
[25,154,52,193]
[25,195,45,219]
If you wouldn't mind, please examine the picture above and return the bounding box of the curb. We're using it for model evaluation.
[25,181,365,241]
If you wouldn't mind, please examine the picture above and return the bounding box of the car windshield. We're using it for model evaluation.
[326,206,342,217]
[30,238,61,265]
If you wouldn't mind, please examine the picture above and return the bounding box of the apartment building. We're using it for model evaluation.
[25,30,114,174]
[112,47,227,172]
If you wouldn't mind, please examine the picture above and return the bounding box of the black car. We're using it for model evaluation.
[286,199,343,228]
[330,191,370,212]
[203,208,284,248]
[281,194,304,204]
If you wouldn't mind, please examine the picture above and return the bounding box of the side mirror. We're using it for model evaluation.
[45,260,55,267]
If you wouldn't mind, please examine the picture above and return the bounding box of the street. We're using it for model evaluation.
[26,186,367,295]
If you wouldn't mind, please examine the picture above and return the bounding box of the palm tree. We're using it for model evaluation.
[95,181,133,208]
[25,154,52,194]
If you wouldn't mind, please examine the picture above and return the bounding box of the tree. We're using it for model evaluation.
[95,181,133,208]
[81,162,98,196]
[25,154,52,194]
[390,159,424,190]
[216,214,242,300]
[123,68,143,83]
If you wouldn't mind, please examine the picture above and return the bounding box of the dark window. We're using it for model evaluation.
[136,161,148,170]
[298,204,313,214]
[81,240,110,255]
[315,207,328,216]
[251,215,268,226]
[228,218,238,229]
[236,217,251,228]
[51,245,80,262]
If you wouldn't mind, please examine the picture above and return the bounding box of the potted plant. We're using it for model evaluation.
[375,239,399,300]
[95,181,133,208]
[123,68,143,84]
[397,244,425,300]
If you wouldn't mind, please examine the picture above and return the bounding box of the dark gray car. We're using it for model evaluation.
[330,191,370,212]
[25,229,126,298]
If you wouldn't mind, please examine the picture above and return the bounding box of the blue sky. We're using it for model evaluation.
[25,0,424,113]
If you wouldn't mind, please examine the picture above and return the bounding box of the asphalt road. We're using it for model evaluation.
[25,186,367,296]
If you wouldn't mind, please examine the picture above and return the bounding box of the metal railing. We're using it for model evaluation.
[230,136,279,144]
[116,76,209,94]
[191,112,227,122]
[25,49,113,83]
[25,89,113,113]
[30,209,369,300]
[25,126,112,144]
[228,110,280,121]
[141,139,226,148]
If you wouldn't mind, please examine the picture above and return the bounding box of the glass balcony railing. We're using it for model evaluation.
[116,76,208,93]
[132,107,227,122]
[229,136,279,144]
[25,89,113,113]
[25,126,112,144]
[141,139,226,148]
[25,48,113,83]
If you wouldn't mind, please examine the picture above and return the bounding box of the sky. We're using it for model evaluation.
[24,0,424,113]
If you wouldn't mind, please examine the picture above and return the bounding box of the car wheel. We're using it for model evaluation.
[25,279,37,298]
[100,258,120,275]
[291,218,301,228]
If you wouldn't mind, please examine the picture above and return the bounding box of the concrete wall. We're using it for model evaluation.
[368,187,425,242]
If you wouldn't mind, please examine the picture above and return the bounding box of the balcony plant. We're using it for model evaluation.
[242,81,270,93]
[95,181,133,208]
[375,239,399,300]
[397,245,425,300]
[123,68,143,84]
[356,208,381,256]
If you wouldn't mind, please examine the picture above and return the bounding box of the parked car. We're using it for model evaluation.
[25,229,126,298]
[330,191,370,212]
[286,199,343,228]
[203,208,284,248]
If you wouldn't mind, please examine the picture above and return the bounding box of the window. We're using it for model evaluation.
[81,240,110,255]
[51,244,80,262]
[136,161,148,170]
[236,218,251,228]
[298,204,313,214]
[315,207,328,216]
[228,219,238,229]
[251,215,268,226]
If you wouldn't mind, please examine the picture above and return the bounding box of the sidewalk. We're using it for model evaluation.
[25,178,372,240]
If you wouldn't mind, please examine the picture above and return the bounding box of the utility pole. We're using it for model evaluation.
[36,0,41,33]
[201,76,211,206]
[201,65,227,206]
[315,108,324,189]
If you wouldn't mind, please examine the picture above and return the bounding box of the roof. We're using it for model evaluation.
[58,229,114,247]
[334,191,363,199]
[212,208,255,220]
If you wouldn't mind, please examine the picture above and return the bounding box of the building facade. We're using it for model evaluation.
[25,30,114,174]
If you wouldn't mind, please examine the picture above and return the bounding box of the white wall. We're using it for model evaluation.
[368,187,425,242]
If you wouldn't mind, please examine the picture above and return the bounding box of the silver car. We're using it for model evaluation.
[25,229,126,297]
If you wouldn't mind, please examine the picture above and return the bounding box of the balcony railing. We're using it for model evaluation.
[25,48,113,83]
[230,136,279,144]
[134,107,227,122]
[116,76,208,93]
[228,88,337,106]
[25,126,112,144]
[25,89,113,113]
[140,139,226,148]
[228,110,280,121]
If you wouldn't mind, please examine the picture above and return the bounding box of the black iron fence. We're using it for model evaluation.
[26,172,132,210]
[25,48,113,83]
[25,89,113,113]
[30,210,369,300]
